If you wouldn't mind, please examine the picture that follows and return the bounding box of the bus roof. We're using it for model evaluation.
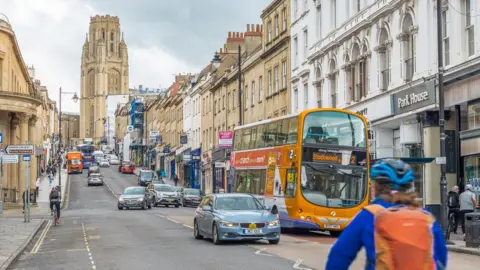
[234,112,300,130]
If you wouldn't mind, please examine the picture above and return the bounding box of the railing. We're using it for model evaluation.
[405,58,414,81]
[381,69,390,91]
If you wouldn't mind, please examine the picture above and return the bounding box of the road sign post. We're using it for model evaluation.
[0,155,3,214]
[22,153,31,223]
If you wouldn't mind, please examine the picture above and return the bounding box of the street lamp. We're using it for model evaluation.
[211,45,243,125]
[58,87,78,194]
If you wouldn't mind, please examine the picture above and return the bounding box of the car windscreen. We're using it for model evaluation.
[123,188,145,195]
[185,189,200,196]
[154,185,174,192]
[69,160,81,165]
[215,196,263,211]
[140,171,154,179]
[89,174,101,178]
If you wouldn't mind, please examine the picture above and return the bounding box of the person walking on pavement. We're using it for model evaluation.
[173,174,179,186]
[22,187,28,214]
[448,185,460,234]
[35,177,41,198]
[52,166,57,178]
[48,173,53,186]
[459,184,477,239]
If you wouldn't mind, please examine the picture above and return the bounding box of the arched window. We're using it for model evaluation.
[110,32,114,41]
[400,13,415,81]
[329,59,337,108]
[87,69,95,96]
[351,43,362,102]
[108,69,121,94]
[378,27,391,90]
[315,67,323,107]
[89,104,95,138]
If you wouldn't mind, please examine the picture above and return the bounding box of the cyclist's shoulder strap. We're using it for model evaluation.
[364,204,385,216]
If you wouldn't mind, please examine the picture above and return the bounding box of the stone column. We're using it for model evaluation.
[29,116,37,189]
[8,113,19,200]
[17,113,29,201]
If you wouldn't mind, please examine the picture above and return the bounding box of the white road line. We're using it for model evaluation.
[31,220,52,254]
[293,259,312,270]
[167,218,180,224]
[155,214,166,218]
[182,224,193,229]
[104,180,118,198]
[82,222,97,270]
[254,248,273,257]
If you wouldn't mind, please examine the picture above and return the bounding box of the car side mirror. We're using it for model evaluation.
[202,205,212,211]
[270,205,278,215]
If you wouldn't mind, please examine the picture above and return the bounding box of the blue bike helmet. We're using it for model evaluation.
[370,159,415,190]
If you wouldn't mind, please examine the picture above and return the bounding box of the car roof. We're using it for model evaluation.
[125,186,145,190]
[211,193,254,198]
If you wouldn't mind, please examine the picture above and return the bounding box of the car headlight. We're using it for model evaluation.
[118,197,124,202]
[137,197,144,201]
[219,221,238,227]
[267,220,279,227]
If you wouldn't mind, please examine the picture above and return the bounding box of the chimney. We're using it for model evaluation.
[244,23,262,37]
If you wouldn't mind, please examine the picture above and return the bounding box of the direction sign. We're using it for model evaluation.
[22,155,31,162]
[1,155,19,164]
[5,145,34,155]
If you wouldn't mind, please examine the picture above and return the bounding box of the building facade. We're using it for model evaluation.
[80,15,129,143]
[0,17,57,205]
[60,113,80,149]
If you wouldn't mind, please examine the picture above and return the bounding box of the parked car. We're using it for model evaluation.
[181,188,202,207]
[117,186,154,210]
[137,169,157,186]
[99,158,110,167]
[88,162,100,176]
[118,161,127,172]
[109,156,120,165]
[150,184,181,207]
[120,162,135,174]
[193,193,280,245]
[87,173,104,186]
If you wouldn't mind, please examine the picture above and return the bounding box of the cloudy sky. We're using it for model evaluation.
[1,0,270,113]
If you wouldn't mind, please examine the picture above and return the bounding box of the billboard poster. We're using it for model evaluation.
[218,131,233,148]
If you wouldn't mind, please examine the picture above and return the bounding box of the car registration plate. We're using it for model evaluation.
[244,229,263,235]
[168,200,172,203]
[324,224,340,229]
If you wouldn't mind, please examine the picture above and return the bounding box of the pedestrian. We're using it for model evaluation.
[22,187,28,213]
[52,166,57,177]
[173,174,179,186]
[459,184,477,239]
[35,177,41,198]
[48,173,53,186]
[447,185,460,234]
[326,159,447,270]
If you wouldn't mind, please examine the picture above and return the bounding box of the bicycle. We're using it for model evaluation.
[445,209,457,240]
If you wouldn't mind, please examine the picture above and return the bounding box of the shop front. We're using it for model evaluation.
[202,151,212,194]
[190,147,201,189]
[212,148,226,193]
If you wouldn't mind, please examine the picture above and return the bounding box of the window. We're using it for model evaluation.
[304,83,308,106]
[233,89,236,108]
[294,37,298,66]
[466,0,475,57]
[267,70,272,96]
[303,29,308,59]
[227,92,230,109]
[222,95,225,109]
[274,66,279,92]
[294,0,298,19]
[356,0,361,12]
[467,101,480,129]
[316,5,322,39]
[110,32,114,41]
[294,88,299,111]
[274,15,279,37]
[282,8,287,31]
[331,0,337,29]
[244,85,249,107]
[282,61,287,88]
[442,9,450,65]
[259,76,263,101]
[267,21,272,42]
[251,81,256,104]
[110,43,114,52]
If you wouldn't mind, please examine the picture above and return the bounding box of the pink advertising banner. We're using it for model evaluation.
[218,131,233,148]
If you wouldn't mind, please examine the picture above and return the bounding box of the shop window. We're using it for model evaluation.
[467,102,480,129]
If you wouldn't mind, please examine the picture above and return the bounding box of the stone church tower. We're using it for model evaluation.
[80,15,129,143]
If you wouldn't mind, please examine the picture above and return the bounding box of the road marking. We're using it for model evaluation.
[62,173,71,210]
[293,259,312,270]
[67,248,87,252]
[31,220,52,254]
[255,248,273,257]
[82,222,97,270]
[182,224,193,229]
[167,218,180,224]
[104,179,118,198]
[155,214,166,218]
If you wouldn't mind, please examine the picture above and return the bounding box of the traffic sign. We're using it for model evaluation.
[5,145,34,155]
[127,125,134,132]
[1,155,18,164]
[22,155,31,162]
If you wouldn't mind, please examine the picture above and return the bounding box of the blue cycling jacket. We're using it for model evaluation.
[325,198,448,270]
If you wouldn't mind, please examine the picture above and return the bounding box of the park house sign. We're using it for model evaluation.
[393,80,436,115]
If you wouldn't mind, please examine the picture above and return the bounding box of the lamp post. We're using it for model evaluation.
[58,87,79,193]
[212,45,243,126]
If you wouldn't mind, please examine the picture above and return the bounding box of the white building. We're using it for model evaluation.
[292,0,480,214]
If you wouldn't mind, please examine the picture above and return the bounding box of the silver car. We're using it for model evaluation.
[99,158,110,167]
[153,184,181,207]
[87,173,104,186]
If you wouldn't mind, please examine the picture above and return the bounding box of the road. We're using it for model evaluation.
[11,166,302,270]
[11,166,480,270]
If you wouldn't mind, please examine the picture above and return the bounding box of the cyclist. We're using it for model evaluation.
[49,186,61,225]
[326,159,447,270]
[448,185,460,234]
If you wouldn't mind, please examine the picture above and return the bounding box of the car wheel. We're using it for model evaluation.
[268,239,280,245]
[141,201,147,210]
[118,206,123,210]
[125,207,130,210]
[212,223,222,245]
[175,204,180,208]
[193,219,203,240]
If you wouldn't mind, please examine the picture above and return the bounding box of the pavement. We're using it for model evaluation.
[3,164,480,269]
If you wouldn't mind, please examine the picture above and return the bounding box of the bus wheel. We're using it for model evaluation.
[329,230,342,237]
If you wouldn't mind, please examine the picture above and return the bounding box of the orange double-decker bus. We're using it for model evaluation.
[231,108,370,236]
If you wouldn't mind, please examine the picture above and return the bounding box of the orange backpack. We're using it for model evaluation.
[364,204,437,270]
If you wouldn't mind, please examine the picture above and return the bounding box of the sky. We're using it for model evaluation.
[1,0,271,113]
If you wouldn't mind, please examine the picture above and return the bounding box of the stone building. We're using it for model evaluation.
[0,16,57,204]
[60,113,80,148]
[80,15,129,143]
